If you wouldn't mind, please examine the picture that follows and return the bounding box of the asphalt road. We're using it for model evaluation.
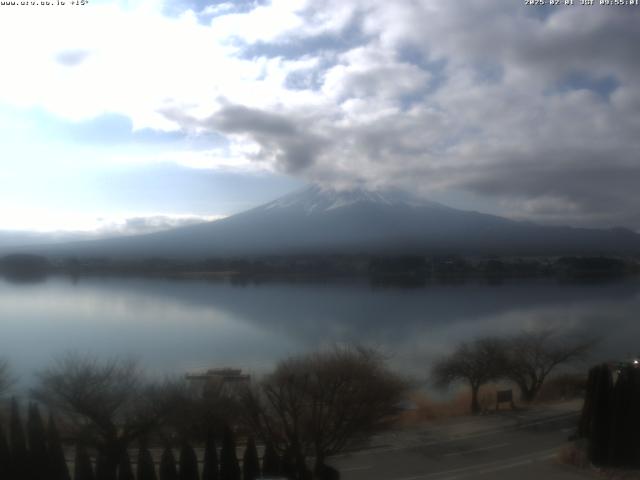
[330,408,592,480]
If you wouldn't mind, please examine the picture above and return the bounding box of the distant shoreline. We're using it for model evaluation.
[1,252,638,284]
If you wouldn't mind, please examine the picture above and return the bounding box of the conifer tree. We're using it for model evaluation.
[179,443,199,480]
[578,366,598,438]
[47,414,71,480]
[117,450,135,480]
[260,441,280,477]
[242,437,260,480]
[280,447,296,480]
[582,364,613,465]
[137,442,158,480]
[74,444,96,480]
[219,426,240,480]
[159,447,178,480]
[96,450,115,480]
[0,424,10,479]
[27,403,48,480]
[201,430,219,480]
[9,398,28,480]
[589,364,613,465]
[608,366,640,467]
[295,454,312,480]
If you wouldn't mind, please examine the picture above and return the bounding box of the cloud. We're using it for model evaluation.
[1,0,640,229]
[95,214,222,236]
[213,104,298,137]
[179,0,640,229]
[209,105,330,172]
[0,201,222,234]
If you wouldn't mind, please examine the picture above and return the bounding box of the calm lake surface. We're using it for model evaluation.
[2,275,639,386]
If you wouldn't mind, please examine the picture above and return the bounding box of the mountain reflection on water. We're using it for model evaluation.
[1,275,638,386]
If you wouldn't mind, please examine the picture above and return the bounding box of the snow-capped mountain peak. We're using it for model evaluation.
[19,184,640,258]
[261,184,444,215]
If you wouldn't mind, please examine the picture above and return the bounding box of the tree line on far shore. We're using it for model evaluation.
[1,253,636,283]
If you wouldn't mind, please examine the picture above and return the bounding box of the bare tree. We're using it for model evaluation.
[32,354,163,478]
[431,337,506,414]
[150,377,243,443]
[504,330,594,402]
[242,346,407,472]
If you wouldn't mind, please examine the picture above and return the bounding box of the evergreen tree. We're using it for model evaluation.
[579,363,640,468]
[314,462,340,480]
[47,414,71,480]
[137,442,158,480]
[593,364,614,466]
[219,426,240,480]
[584,364,613,465]
[0,424,10,480]
[295,454,312,480]
[179,443,199,480]
[74,444,96,480]
[9,398,28,480]
[608,366,640,467]
[159,447,178,480]
[96,450,116,480]
[117,450,135,480]
[242,437,260,480]
[630,367,640,467]
[280,447,296,480]
[201,430,219,480]
[260,441,280,477]
[578,366,598,438]
[27,403,48,480]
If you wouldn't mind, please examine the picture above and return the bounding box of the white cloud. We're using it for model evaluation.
[0,0,315,126]
[0,204,222,234]
[94,213,224,236]
[1,0,639,228]
[206,0,308,43]
[199,2,234,17]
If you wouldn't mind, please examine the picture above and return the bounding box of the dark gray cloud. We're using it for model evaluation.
[213,105,298,137]
[212,105,330,173]
[164,1,640,229]
[164,104,330,173]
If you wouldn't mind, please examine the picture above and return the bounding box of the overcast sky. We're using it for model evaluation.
[0,0,638,234]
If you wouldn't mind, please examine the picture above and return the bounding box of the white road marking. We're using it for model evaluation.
[442,442,509,457]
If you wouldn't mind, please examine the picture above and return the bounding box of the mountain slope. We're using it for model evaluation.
[15,185,640,258]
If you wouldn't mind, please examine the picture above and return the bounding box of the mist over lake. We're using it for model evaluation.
[2,274,639,387]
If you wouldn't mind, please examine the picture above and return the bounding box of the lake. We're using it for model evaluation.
[1,274,639,388]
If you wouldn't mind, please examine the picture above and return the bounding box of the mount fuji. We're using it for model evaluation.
[15,185,640,258]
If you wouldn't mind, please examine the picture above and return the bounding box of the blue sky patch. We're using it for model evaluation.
[163,0,267,21]
[239,10,369,60]
[554,72,620,100]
